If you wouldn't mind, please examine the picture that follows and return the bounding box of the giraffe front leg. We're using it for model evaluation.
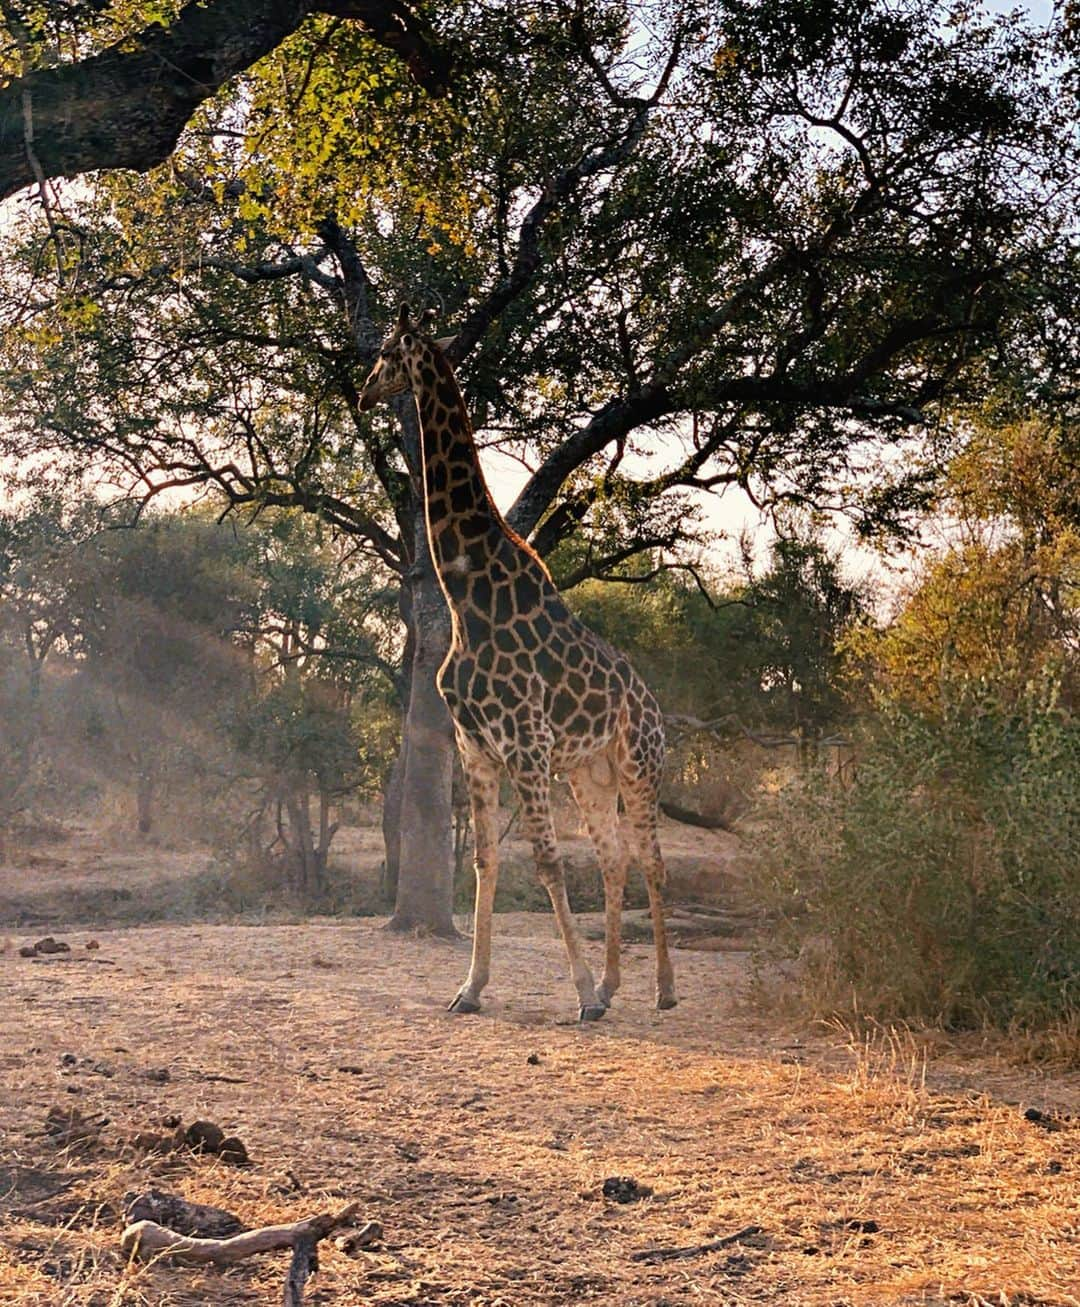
[449,749,500,1015]
[513,765,603,1022]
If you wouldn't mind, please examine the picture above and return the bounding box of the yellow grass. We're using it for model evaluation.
[2,916,1078,1306]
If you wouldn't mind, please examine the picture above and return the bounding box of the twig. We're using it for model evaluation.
[630,1224,763,1263]
[498,806,519,844]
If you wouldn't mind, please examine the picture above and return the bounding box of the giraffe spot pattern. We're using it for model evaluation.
[493,586,514,626]
[450,482,475,513]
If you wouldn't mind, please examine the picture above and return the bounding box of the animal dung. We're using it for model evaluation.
[601,1176,653,1203]
[19,936,72,957]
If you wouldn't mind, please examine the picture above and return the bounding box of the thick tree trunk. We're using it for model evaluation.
[380,611,415,904]
[385,530,457,936]
[377,397,459,936]
[381,740,407,904]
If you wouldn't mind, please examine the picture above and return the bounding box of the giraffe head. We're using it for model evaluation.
[358,303,451,411]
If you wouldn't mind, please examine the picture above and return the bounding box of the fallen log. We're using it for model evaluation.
[121,1200,361,1305]
[659,799,733,831]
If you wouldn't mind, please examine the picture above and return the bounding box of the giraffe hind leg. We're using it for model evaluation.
[618,737,677,1011]
[568,752,625,1009]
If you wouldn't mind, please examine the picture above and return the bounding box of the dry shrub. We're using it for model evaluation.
[751,680,1080,1056]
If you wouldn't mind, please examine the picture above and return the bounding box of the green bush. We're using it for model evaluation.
[753,679,1080,1036]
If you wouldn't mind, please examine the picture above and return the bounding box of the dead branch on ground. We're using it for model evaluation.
[121,1200,362,1304]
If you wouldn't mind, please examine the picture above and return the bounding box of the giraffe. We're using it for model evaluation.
[359,304,676,1021]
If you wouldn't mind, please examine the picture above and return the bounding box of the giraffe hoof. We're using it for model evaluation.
[656,993,678,1011]
[448,993,481,1015]
[579,1004,607,1023]
[595,985,612,1009]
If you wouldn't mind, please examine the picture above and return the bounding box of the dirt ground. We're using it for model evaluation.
[2,907,1079,1307]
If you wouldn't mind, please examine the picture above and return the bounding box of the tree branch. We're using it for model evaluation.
[0,0,448,201]
[449,97,658,362]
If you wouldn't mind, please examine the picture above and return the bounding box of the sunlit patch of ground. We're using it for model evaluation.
[1,919,1077,1305]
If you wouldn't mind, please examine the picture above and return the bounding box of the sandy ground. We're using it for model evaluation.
[1,915,1078,1307]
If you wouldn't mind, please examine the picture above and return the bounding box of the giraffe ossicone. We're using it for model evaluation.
[359,304,676,1021]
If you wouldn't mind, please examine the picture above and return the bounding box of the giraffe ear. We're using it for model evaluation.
[397,301,411,329]
[434,335,457,354]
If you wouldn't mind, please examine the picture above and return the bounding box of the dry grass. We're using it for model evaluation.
[2,915,1078,1307]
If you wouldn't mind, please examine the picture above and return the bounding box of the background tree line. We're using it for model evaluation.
[0,501,399,892]
[0,492,868,879]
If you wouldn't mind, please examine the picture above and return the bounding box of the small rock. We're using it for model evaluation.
[85,940,100,951]
[18,945,37,958]
[1024,1106,1065,1131]
[1047,1159,1063,1174]
[843,1218,880,1234]
[337,1065,364,1075]
[161,1114,182,1129]
[144,1067,170,1084]
[526,1052,541,1066]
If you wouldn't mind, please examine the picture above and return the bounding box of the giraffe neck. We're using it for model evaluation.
[404,346,504,580]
